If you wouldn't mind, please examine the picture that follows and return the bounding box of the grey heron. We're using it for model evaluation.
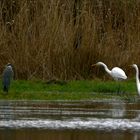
[2,63,14,93]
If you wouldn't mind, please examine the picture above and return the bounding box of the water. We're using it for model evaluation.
[0,100,140,140]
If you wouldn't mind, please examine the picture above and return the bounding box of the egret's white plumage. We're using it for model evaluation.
[131,64,140,96]
[95,62,127,80]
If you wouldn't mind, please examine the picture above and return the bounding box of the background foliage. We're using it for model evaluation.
[0,0,140,80]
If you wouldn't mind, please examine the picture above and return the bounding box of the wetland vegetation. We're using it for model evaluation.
[0,0,140,80]
[0,79,138,101]
[0,0,139,101]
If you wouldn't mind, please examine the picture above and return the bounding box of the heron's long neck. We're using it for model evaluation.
[102,64,111,75]
[135,66,140,85]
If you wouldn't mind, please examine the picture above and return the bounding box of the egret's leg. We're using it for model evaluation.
[117,83,121,94]
[116,81,125,94]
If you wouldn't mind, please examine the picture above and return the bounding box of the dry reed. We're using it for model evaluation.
[0,0,140,80]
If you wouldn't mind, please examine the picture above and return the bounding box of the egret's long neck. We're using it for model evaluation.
[135,66,140,85]
[102,64,111,75]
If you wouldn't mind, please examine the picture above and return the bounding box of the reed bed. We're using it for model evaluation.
[0,0,140,80]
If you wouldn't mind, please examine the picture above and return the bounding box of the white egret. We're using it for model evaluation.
[92,62,127,93]
[131,64,140,96]
[93,62,127,80]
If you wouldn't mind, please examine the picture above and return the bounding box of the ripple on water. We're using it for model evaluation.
[0,118,140,131]
[0,100,140,132]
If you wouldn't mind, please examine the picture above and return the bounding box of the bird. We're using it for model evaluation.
[2,63,14,93]
[92,62,127,93]
[131,64,140,96]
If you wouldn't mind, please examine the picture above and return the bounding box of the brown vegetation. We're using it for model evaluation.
[0,0,140,80]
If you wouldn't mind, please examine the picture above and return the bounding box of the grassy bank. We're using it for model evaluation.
[0,79,138,101]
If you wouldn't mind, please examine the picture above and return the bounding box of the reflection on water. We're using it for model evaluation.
[111,102,126,118]
[0,100,140,140]
[0,129,140,140]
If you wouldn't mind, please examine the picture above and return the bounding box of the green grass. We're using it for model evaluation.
[0,79,138,101]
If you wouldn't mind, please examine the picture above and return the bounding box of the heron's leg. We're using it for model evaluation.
[3,86,9,94]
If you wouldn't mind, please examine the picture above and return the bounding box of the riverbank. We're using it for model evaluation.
[0,79,138,101]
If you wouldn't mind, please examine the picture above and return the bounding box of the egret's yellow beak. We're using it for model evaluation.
[91,64,96,67]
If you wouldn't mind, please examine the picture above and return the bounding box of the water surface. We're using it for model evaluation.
[0,100,140,140]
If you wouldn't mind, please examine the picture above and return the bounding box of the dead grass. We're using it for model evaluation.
[0,0,140,80]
